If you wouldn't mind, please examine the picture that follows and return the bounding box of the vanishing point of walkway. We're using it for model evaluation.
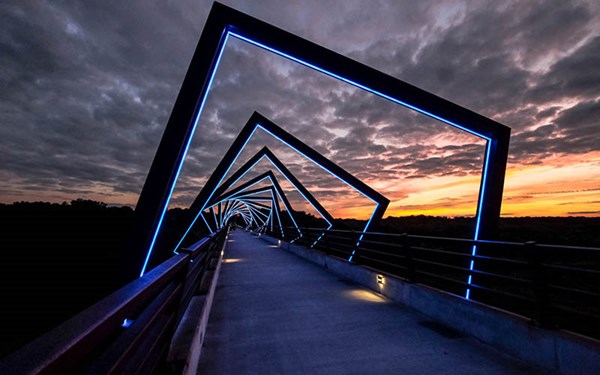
[197,230,552,374]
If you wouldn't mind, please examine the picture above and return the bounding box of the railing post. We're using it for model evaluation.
[525,241,554,329]
[350,230,361,264]
[401,233,416,283]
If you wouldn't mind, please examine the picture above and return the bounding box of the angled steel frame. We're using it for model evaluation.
[217,188,277,224]
[127,2,510,301]
[207,171,299,235]
[178,112,389,257]
[209,146,335,229]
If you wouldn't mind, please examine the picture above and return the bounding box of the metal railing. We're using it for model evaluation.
[0,228,228,375]
[270,226,600,340]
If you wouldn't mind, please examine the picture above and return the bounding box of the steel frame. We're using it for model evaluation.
[126,2,510,300]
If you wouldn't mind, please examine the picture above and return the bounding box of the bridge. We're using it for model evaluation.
[2,2,599,374]
[197,230,551,374]
[2,226,599,374]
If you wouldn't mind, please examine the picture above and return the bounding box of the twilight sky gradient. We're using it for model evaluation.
[1,1,599,219]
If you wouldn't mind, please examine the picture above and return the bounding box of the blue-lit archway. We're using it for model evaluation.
[127,2,510,300]
[176,113,388,256]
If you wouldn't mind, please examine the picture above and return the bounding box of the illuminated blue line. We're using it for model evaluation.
[465,140,492,299]
[257,125,376,203]
[229,31,495,284]
[201,212,214,233]
[231,32,493,297]
[230,32,491,142]
[348,204,379,261]
[140,32,230,276]
[158,30,493,299]
[215,152,322,237]
[474,141,492,241]
[310,231,327,248]
[213,172,302,236]
[225,155,267,191]
[272,188,297,238]
[173,125,260,252]
[211,207,219,229]
[266,176,302,235]
[221,151,330,235]
[242,202,270,220]
[218,202,223,228]
[266,157,332,231]
[267,192,283,233]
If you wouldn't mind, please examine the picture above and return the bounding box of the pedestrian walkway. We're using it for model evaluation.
[197,230,553,374]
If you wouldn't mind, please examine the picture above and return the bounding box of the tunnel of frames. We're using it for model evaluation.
[124,2,510,303]
[176,112,390,255]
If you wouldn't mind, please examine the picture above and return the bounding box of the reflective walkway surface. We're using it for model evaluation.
[197,230,553,374]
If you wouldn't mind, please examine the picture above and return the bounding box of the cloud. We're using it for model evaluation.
[1,0,599,218]
[567,211,600,215]
[527,35,600,104]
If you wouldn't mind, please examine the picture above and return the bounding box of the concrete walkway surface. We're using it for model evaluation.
[197,230,554,374]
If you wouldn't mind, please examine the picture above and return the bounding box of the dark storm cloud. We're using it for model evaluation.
[1,0,599,209]
[349,1,597,125]
[507,99,600,163]
[527,35,600,105]
[551,99,600,153]
[0,1,207,200]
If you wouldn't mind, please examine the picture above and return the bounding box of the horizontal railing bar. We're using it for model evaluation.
[546,284,600,298]
[0,254,189,374]
[85,281,182,374]
[551,304,600,320]
[276,226,600,251]
[1,228,228,375]
[270,226,599,339]
[356,255,409,272]
[542,263,600,275]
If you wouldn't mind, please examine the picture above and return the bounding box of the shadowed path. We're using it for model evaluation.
[197,230,552,374]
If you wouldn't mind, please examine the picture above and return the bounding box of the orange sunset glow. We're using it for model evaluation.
[2,1,599,224]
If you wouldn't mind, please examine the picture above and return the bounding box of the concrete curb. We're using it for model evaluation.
[167,238,227,375]
[260,235,600,375]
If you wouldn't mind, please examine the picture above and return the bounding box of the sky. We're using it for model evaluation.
[1,0,599,219]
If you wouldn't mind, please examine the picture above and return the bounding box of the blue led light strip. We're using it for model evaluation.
[139,32,231,276]
[145,25,494,303]
[172,126,260,251]
[228,32,492,297]
[217,154,320,235]
[213,177,293,234]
